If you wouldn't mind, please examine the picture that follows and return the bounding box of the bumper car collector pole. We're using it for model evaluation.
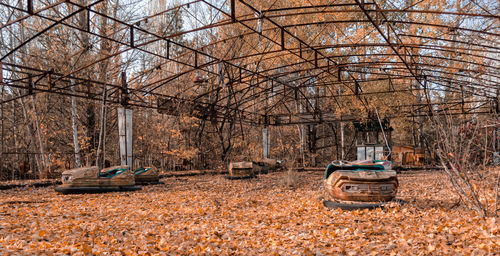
[118,71,133,171]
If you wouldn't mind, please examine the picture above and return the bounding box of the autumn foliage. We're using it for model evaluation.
[0,0,499,254]
[0,170,499,255]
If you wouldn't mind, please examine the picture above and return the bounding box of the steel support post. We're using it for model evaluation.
[118,107,133,168]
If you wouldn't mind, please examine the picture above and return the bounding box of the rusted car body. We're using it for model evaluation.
[228,161,256,179]
[324,161,398,202]
[55,165,140,194]
[134,167,160,185]
[254,158,282,174]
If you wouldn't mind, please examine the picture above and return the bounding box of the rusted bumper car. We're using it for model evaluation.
[254,158,282,174]
[133,167,161,185]
[55,165,141,194]
[226,161,256,179]
[323,160,402,210]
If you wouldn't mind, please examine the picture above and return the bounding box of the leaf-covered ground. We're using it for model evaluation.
[0,170,498,255]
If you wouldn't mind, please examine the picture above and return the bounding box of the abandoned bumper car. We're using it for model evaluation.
[254,158,283,174]
[227,161,256,179]
[133,166,161,185]
[323,160,403,210]
[55,166,141,194]
[227,158,282,179]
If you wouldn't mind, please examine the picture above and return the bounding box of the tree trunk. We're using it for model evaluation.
[30,95,48,176]
[95,1,110,169]
[19,96,40,175]
[1,85,4,175]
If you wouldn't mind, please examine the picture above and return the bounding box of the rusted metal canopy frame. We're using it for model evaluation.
[200,1,368,108]
[224,51,499,92]
[0,1,274,123]
[4,2,497,82]
[356,0,500,79]
[194,39,499,100]
[47,2,500,103]
[0,0,105,63]
[0,62,265,125]
[0,2,254,117]
[222,7,498,67]
[214,52,497,114]
[225,68,491,117]
[221,70,492,120]
[137,3,498,114]
[236,0,371,105]
[354,0,497,119]
[79,0,328,120]
[224,0,496,120]
[0,1,492,92]
[0,0,496,126]
[0,57,492,126]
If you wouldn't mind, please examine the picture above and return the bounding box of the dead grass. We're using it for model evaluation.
[282,169,301,188]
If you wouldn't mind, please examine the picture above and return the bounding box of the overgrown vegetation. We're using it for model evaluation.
[433,114,500,217]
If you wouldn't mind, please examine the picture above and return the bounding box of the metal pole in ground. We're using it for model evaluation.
[262,126,269,159]
[118,72,133,170]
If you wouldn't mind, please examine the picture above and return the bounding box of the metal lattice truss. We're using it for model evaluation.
[0,0,498,125]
